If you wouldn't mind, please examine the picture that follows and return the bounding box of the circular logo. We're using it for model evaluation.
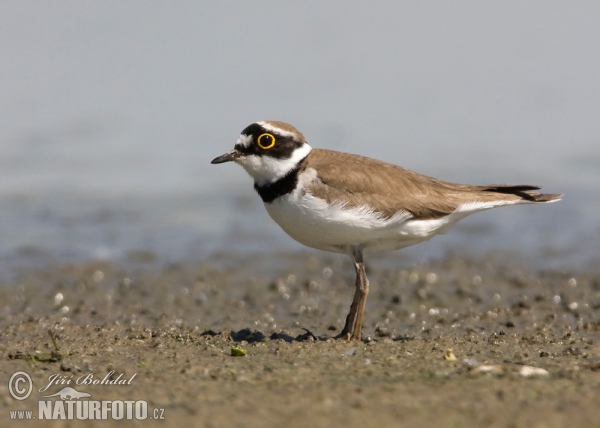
[9,371,33,400]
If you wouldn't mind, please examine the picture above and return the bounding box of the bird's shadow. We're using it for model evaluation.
[200,328,413,343]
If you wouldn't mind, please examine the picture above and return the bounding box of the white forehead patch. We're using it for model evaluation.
[257,121,296,138]
[236,133,253,148]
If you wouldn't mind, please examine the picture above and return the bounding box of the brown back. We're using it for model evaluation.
[304,149,561,220]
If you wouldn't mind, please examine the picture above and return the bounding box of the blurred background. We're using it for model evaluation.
[1,1,599,274]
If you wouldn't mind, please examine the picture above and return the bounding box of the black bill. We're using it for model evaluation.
[211,149,241,164]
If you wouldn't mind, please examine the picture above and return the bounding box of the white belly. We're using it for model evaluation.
[264,190,471,255]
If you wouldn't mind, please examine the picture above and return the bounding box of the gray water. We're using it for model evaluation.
[1,2,599,274]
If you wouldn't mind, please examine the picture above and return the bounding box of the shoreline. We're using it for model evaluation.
[1,251,599,426]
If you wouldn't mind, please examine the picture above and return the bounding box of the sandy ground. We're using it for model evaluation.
[1,251,599,427]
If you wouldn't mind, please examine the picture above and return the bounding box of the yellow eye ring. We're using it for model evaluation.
[257,133,276,150]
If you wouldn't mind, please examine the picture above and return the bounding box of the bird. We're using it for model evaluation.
[211,121,562,341]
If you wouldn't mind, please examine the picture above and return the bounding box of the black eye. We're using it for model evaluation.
[257,133,276,150]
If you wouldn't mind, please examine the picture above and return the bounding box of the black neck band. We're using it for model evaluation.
[254,165,302,203]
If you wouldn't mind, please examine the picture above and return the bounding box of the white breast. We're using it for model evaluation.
[263,168,486,255]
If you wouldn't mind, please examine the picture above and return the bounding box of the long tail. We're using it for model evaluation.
[480,184,562,203]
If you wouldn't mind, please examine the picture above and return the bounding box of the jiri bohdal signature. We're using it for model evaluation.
[39,371,137,393]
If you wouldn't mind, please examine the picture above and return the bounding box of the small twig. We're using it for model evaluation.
[48,329,60,351]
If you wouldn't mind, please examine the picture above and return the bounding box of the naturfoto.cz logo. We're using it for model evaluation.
[8,370,165,421]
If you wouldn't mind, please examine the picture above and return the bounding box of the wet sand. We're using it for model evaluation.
[1,251,599,427]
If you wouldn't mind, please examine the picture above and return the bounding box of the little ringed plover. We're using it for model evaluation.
[211,121,562,341]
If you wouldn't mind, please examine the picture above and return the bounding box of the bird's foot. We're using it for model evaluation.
[335,327,361,342]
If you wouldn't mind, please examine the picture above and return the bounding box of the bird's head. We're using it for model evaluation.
[211,121,312,186]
